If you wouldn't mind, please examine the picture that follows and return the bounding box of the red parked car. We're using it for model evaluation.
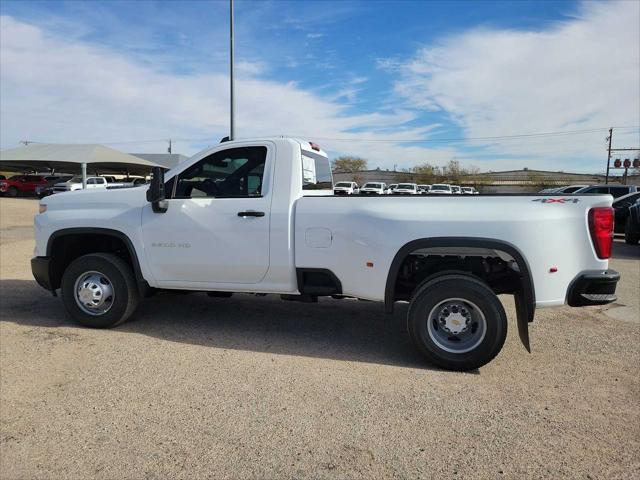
[0,175,49,197]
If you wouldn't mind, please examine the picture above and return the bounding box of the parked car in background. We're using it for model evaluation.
[430,184,452,194]
[386,184,398,194]
[613,192,640,233]
[574,184,638,199]
[104,176,148,189]
[451,186,462,194]
[359,182,387,195]
[553,185,589,194]
[625,200,640,244]
[461,187,479,195]
[36,175,73,198]
[417,184,431,194]
[333,181,359,195]
[394,183,419,195]
[52,176,108,193]
[0,174,48,197]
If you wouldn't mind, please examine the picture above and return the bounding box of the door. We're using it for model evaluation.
[86,177,103,189]
[23,175,43,193]
[141,145,272,285]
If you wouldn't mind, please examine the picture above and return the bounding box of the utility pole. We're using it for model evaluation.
[605,127,612,184]
[167,139,172,154]
[229,0,235,141]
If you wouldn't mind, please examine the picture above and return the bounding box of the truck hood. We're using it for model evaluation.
[42,184,148,209]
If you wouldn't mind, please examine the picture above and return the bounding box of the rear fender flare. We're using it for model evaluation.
[384,237,535,351]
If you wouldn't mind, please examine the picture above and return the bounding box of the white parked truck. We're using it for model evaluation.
[32,137,620,370]
[52,176,108,193]
[333,181,359,195]
[359,182,387,195]
[394,183,419,195]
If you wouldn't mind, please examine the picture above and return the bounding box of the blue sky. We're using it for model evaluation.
[1,0,638,172]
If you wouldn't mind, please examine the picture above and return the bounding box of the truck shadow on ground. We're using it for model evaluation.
[0,279,448,371]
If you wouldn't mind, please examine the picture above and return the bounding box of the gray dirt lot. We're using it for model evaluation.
[1,197,638,479]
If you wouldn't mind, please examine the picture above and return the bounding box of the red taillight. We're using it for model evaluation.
[588,207,614,259]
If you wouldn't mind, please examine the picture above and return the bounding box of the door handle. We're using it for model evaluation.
[237,211,265,218]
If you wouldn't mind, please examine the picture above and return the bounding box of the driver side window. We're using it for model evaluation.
[172,146,267,199]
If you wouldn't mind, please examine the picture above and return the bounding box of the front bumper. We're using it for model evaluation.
[31,256,54,291]
[567,269,620,306]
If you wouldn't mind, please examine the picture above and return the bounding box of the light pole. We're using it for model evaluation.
[229,0,235,141]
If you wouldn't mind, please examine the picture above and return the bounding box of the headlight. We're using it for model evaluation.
[39,204,47,214]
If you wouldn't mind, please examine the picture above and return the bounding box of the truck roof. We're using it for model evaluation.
[216,136,328,158]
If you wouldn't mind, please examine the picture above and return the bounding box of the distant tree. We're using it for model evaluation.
[411,163,439,184]
[443,159,462,183]
[331,156,368,173]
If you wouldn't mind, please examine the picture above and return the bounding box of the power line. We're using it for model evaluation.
[299,127,640,144]
[13,126,640,148]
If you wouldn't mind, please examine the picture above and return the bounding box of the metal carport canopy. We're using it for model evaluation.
[0,144,165,187]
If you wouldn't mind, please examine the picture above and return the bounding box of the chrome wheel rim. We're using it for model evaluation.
[74,271,115,316]
[427,298,487,353]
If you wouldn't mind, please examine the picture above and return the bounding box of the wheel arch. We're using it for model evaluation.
[46,227,148,294]
[384,237,535,351]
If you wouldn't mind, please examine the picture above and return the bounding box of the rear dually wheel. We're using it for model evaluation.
[408,274,507,371]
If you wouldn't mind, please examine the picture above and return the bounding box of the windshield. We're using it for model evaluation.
[398,184,415,189]
[335,182,352,188]
[363,183,382,189]
[432,184,450,190]
[462,187,472,192]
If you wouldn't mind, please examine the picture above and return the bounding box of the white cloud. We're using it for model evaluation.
[306,32,325,39]
[0,15,446,170]
[391,1,640,169]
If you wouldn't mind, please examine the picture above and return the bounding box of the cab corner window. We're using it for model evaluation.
[173,146,267,199]
[302,153,333,190]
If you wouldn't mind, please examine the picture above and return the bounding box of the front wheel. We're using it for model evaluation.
[6,186,18,197]
[61,253,140,328]
[408,274,507,371]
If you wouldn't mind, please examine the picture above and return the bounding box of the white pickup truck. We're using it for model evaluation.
[52,175,108,193]
[31,137,619,370]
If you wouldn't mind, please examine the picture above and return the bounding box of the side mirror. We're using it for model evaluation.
[146,167,168,213]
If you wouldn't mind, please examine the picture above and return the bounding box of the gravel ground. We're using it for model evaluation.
[1,197,639,479]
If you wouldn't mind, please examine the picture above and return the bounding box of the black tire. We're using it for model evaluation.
[61,253,139,328]
[407,274,507,371]
[7,186,18,197]
[625,216,639,244]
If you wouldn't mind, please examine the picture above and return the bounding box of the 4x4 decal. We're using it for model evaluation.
[532,198,580,204]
